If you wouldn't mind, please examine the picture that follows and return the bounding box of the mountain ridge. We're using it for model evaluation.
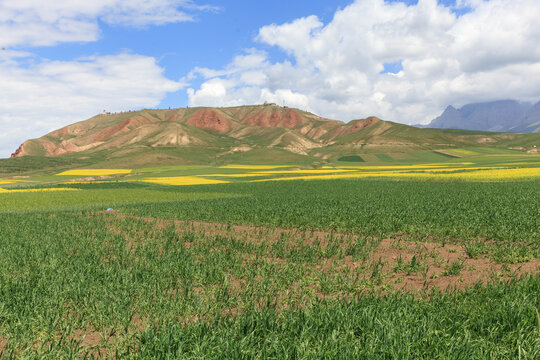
[426,99,540,132]
[11,104,540,166]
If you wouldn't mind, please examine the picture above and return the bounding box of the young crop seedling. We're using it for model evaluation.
[442,259,465,276]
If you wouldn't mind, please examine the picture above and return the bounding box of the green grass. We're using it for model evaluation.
[375,153,395,162]
[0,186,238,212]
[122,179,540,244]
[411,151,457,161]
[0,171,539,357]
[135,278,540,359]
[337,155,364,162]
[0,211,538,358]
[0,154,102,177]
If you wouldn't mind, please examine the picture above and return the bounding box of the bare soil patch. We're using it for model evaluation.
[186,109,235,134]
[0,336,7,355]
[97,212,539,294]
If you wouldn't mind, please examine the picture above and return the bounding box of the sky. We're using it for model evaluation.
[1,0,539,158]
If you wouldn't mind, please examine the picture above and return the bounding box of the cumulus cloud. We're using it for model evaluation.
[0,1,214,157]
[0,0,217,47]
[187,0,540,124]
[0,53,184,157]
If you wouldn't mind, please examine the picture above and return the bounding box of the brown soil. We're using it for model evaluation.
[10,144,24,158]
[62,329,116,359]
[241,110,274,127]
[1,329,121,359]
[64,314,147,358]
[475,136,497,144]
[95,116,153,142]
[325,117,380,140]
[281,109,305,128]
[186,109,234,134]
[343,238,539,292]
[345,117,380,134]
[242,109,305,129]
[0,336,6,355]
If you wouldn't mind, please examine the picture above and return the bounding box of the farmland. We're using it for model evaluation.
[0,154,539,358]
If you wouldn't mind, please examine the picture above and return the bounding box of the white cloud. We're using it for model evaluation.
[0,0,213,157]
[187,0,540,125]
[0,0,217,47]
[0,52,184,157]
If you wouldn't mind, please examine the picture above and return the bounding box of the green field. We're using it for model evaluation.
[0,156,539,358]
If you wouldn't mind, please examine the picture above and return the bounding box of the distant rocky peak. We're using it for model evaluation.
[427,99,538,132]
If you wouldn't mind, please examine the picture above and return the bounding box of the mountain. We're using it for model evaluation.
[9,104,540,168]
[510,101,540,133]
[426,100,536,132]
[11,105,345,158]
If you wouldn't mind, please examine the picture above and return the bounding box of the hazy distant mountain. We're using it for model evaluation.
[510,101,540,133]
[426,100,540,132]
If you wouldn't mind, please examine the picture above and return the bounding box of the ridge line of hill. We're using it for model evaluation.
[10,104,540,167]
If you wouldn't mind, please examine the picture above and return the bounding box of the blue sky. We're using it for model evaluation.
[10,0,470,109]
[26,0,356,109]
[0,0,539,157]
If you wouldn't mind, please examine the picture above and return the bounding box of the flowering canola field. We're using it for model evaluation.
[142,176,229,186]
[0,180,19,185]
[200,173,269,178]
[219,165,290,170]
[56,169,132,176]
[255,169,356,174]
[250,166,540,182]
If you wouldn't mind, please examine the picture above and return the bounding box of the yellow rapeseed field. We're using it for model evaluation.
[334,165,447,170]
[423,162,475,166]
[407,167,540,180]
[251,166,540,182]
[56,169,132,176]
[499,162,540,166]
[255,169,356,174]
[200,174,269,178]
[401,167,506,173]
[219,165,291,170]
[0,188,81,194]
[142,176,229,186]
[251,173,374,182]
[59,180,129,184]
